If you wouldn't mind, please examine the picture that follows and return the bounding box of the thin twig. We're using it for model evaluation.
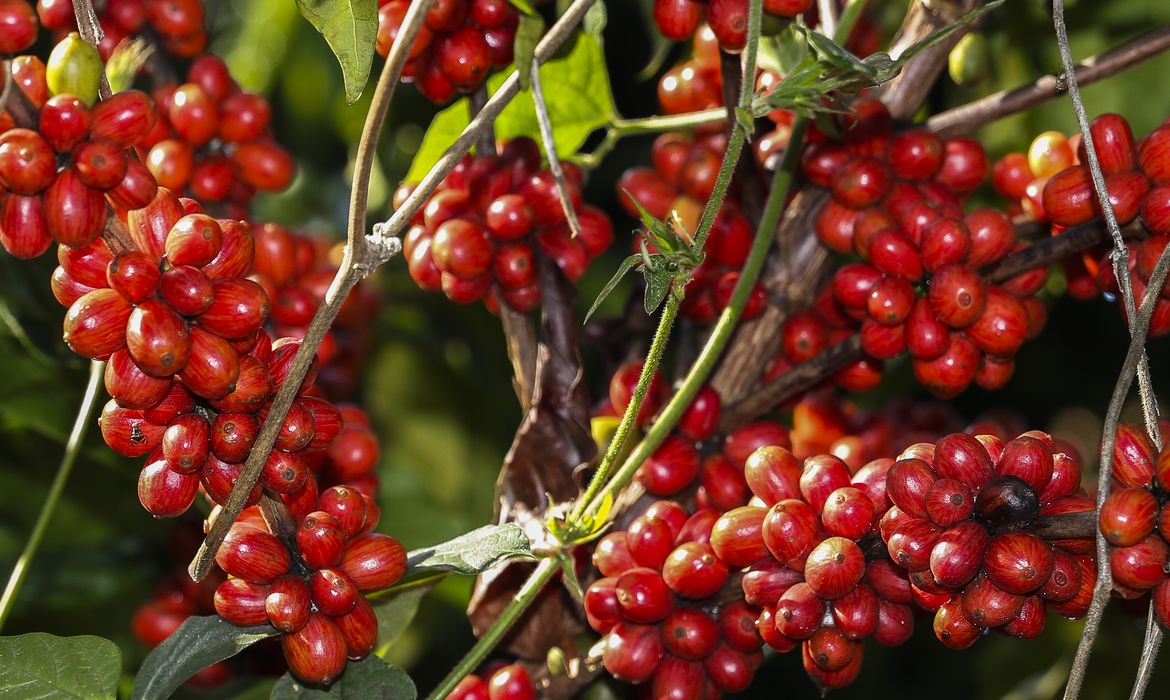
[529,63,581,238]
[879,0,982,120]
[0,361,104,631]
[187,0,431,581]
[927,26,1170,138]
[1130,607,1164,700]
[1028,511,1097,540]
[2,60,39,129]
[468,86,495,156]
[1053,1,1161,447]
[1062,233,1170,700]
[71,0,113,100]
[372,0,600,245]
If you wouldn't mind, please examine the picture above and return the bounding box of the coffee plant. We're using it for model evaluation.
[2,0,1170,698]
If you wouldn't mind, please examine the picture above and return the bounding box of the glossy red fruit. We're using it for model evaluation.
[996,435,1054,491]
[282,612,348,685]
[719,600,764,652]
[310,568,359,617]
[928,265,986,329]
[1002,595,1047,639]
[615,567,673,624]
[924,478,974,527]
[831,158,891,209]
[984,532,1055,595]
[1113,423,1156,488]
[0,194,52,259]
[874,600,914,646]
[90,90,156,146]
[975,475,1040,530]
[964,209,1017,267]
[678,385,721,441]
[261,449,309,494]
[934,432,994,489]
[487,664,534,700]
[626,514,675,570]
[704,643,758,693]
[929,520,989,589]
[932,595,981,649]
[869,230,924,281]
[178,327,239,400]
[216,523,291,584]
[1087,113,1136,174]
[340,533,407,592]
[805,537,866,599]
[602,622,663,683]
[710,506,768,567]
[1039,550,1082,602]
[887,518,942,572]
[761,499,819,567]
[775,582,826,640]
[653,0,704,40]
[0,129,57,194]
[45,168,107,247]
[214,578,270,626]
[63,288,133,359]
[743,445,801,505]
[126,299,191,377]
[820,486,876,540]
[266,575,311,633]
[661,607,719,660]
[137,454,200,517]
[197,278,269,340]
[662,542,728,599]
[937,138,988,194]
[232,141,294,192]
[1111,534,1170,590]
[161,412,209,474]
[435,25,491,91]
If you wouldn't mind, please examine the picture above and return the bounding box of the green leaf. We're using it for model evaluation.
[758,25,806,75]
[0,633,120,699]
[295,0,377,104]
[515,13,545,90]
[621,190,677,254]
[269,656,416,699]
[403,523,533,578]
[508,0,539,14]
[130,616,279,700]
[372,580,437,653]
[584,2,607,38]
[585,254,640,324]
[406,33,614,181]
[643,266,673,315]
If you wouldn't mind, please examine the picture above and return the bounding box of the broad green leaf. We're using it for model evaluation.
[269,656,416,699]
[130,616,279,700]
[0,633,120,699]
[406,34,614,181]
[295,0,377,104]
[585,254,640,324]
[403,523,532,578]
[643,267,673,315]
[372,579,438,653]
[515,13,545,90]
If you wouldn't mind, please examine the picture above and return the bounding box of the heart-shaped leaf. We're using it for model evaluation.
[0,633,120,699]
[295,0,377,104]
[131,616,279,700]
[269,655,416,699]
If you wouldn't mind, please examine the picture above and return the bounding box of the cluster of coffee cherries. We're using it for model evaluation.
[652,0,811,52]
[132,521,283,690]
[446,663,535,700]
[402,136,614,311]
[586,497,765,697]
[991,113,1170,337]
[617,133,767,325]
[141,55,294,216]
[0,80,159,257]
[1099,423,1170,622]
[37,0,211,59]
[377,0,518,103]
[786,99,1050,396]
[707,445,909,691]
[883,432,1095,648]
[212,488,405,684]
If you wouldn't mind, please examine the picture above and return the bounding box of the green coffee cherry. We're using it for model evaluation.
[46,33,103,106]
[948,32,990,87]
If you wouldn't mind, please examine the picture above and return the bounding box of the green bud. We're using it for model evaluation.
[948,33,989,87]
[47,33,103,106]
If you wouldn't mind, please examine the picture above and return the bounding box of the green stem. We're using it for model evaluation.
[570,291,682,520]
[0,360,104,632]
[425,558,558,700]
[576,0,863,519]
[610,108,727,135]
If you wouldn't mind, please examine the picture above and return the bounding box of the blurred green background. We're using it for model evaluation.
[5,0,1170,697]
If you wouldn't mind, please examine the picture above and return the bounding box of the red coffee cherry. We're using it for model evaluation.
[266,575,312,633]
[126,298,192,377]
[310,568,359,617]
[1110,534,1170,590]
[710,505,768,567]
[804,537,866,599]
[487,664,534,700]
[887,517,942,572]
[660,607,719,660]
[216,523,291,584]
[340,533,407,592]
[282,612,348,685]
[63,288,134,360]
[638,435,700,496]
[984,532,1055,595]
[831,584,879,639]
[213,577,271,627]
[137,453,200,517]
[932,595,981,649]
[775,582,826,640]
[929,520,988,589]
[761,499,819,566]
[615,567,673,624]
[662,542,728,599]
[602,621,663,683]
[0,129,57,194]
[626,515,675,570]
